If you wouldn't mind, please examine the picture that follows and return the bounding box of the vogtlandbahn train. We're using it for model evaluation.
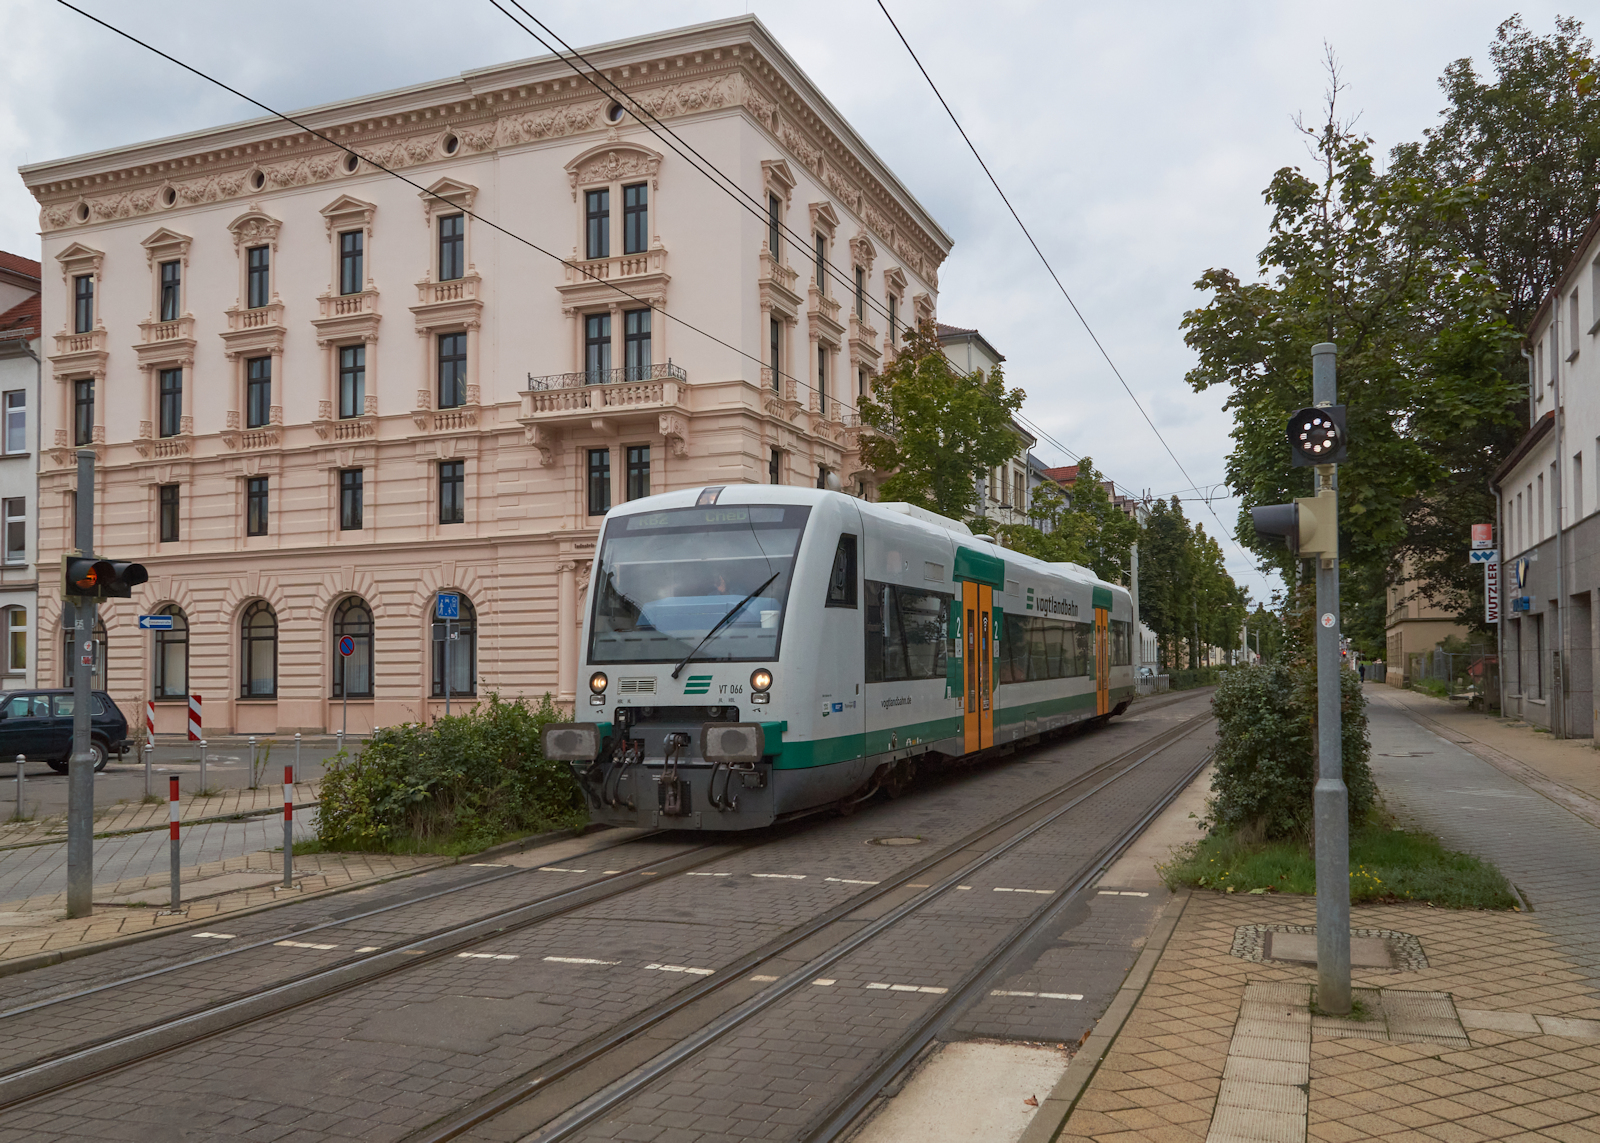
[543,486,1136,830]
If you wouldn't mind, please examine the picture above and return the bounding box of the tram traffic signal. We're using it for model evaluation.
[61,555,149,601]
[1251,493,1337,559]
[1287,405,1347,466]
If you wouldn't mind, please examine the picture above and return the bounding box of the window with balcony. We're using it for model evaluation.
[770,319,781,390]
[246,476,268,537]
[623,183,648,255]
[438,214,464,282]
[73,275,94,334]
[769,447,781,485]
[3,498,23,565]
[626,445,650,501]
[888,293,899,345]
[855,265,865,320]
[818,344,828,404]
[3,391,23,455]
[585,313,611,383]
[339,344,365,419]
[624,309,651,380]
[768,193,782,258]
[339,230,364,295]
[159,260,181,322]
[439,460,464,524]
[73,381,92,447]
[158,369,182,437]
[339,469,364,530]
[588,448,611,516]
[246,356,271,429]
[438,332,467,409]
[159,484,180,543]
[814,234,827,294]
[585,189,610,260]
[246,246,270,308]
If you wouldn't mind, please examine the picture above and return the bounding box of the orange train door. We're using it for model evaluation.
[962,581,994,753]
[1094,607,1110,715]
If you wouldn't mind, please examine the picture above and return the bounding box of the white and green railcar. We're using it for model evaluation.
[544,485,1136,830]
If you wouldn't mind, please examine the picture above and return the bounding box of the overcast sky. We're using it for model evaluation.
[0,0,1577,600]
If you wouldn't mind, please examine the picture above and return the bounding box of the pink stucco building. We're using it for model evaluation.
[19,16,949,735]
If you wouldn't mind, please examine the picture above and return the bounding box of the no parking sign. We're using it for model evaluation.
[338,635,355,657]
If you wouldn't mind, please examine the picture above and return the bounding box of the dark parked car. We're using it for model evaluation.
[0,690,129,773]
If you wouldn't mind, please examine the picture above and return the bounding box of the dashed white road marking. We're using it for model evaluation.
[825,877,880,885]
[471,863,509,867]
[545,956,622,966]
[459,952,519,960]
[1096,890,1150,897]
[602,870,622,874]
[866,982,948,994]
[193,932,236,940]
[812,978,837,986]
[538,867,588,873]
[994,887,1053,895]
[750,974,779,982]
[356,946,380,953]
[991,989,1083,1000]
[750,873,806,880]
[956,885,972,891]
[646,963,714,976]
[907,883,931,889]
[686,872,731,877]
[275,940,337,950]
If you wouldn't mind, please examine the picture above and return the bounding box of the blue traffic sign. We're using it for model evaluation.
[338,635,356,657]
[436,593,460,620]
[138,614,174,630]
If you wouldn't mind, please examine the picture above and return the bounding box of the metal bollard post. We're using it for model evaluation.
[143,741,152,800]
[166,775,181,913]
[335,729,344,758]
[248,736,257,786]
[14,755,23,821]
[199,739,208,794]
[282,764,294,888]
[293,732,301,784]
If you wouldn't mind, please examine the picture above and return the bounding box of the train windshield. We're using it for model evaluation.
[588,504,811,664]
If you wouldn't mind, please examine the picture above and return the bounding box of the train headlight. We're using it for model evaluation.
[750,668,773,692]
[589,671,608,694]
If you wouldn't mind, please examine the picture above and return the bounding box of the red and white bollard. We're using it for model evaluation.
[165,775,182,914]
[186,694,202,742]
[145,700,155,739]
[282,765,295,889]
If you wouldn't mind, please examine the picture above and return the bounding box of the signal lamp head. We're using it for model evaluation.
[588,671,608,695]
[750,668,773,692]
[1285,405,1348,467]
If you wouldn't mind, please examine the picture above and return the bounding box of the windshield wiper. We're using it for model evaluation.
[670,572,781,679]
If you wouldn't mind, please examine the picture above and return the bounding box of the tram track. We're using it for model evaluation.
[403,707,1215,1143]
[0,691,1214,1132]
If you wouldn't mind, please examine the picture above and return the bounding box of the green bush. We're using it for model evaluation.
[316,693,586,852]
[1209,662,1375,839]
[1170,666,1226,690]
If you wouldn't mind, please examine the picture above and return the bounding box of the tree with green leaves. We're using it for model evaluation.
[1137,497,1249,668]
[857,319,1026,519]
[995,458,1138,583]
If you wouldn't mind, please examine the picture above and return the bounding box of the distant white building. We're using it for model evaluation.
[0,252,40,688]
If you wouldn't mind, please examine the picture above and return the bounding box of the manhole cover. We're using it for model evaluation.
[868,836,924,846]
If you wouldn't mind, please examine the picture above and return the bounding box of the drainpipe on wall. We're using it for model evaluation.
[1553,319,1568,738]
[1493,474,1505,718]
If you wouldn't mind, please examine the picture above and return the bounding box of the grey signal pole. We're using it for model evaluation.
[66,448,98,919]
[1311,343,1351,1013]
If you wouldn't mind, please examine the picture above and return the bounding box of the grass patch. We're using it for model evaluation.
[1160,823,1519,909]
[1311,995,1375,1022]
[1411,678,1451,699]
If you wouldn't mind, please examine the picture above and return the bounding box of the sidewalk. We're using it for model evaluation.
[1037,684,1600,1142]
[0,780,320,850]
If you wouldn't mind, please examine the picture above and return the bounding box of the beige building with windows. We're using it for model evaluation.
[18,16,949,735]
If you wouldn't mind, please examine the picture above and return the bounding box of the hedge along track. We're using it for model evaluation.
[0,698,1214,1119]
[403,709,1216,1143]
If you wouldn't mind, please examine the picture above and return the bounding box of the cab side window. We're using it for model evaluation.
[825,534,858,608]
[1,694,31,718]
[53,695,76,717]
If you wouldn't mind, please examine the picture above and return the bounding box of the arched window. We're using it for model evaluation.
[431,594,477,698]
[5,607,27,675]
[61,609,107,691]
[332,596,373,698]
[154,604,187,697]
[240,601,277,698]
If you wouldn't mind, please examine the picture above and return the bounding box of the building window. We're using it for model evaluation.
[439,460,464,524]
[154,605,187,698]
[2,498,22,565]
[5,608,25,673]
[339,469,363,530]
[431,593,476,698]
[768,193,782,257]
[623,183,648,255]
[73,381,93,447]
[858,368,866,398]
[339,230,364,295]
[855,265,865,320]
[889,293,899,345]
[1014,471,1025,512]
[332,596,373,698]
[240,600,277,698]
[818,344,828,404]
[3,391,23,455]
[769,448,781,485]
[817,464,829,490]
[814,233,826,293]
[158,368,182,437]
[624,309,651,380]
[339,344,365,419]
[158,484,180,543]
[585,189,610,260]
[246,356,272,429]
[626,445,650,501]
[246,476,268,537]
[438,332,467,409]
[585,313,611,383]
[588,449,611,516]
[159,260,181,322]
[770,319,782,389]
[438,213,465,281]
[73,275,94,333]
[246,246,270,308]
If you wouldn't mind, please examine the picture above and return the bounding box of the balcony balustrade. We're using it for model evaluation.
[521,362,687,422]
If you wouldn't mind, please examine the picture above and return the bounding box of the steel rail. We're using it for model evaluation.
[423,712,1214,1143]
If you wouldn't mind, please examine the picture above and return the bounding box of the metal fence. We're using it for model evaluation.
[1406,646,1500,711]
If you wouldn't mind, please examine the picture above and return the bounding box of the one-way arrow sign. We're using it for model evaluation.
[137,614,174,630]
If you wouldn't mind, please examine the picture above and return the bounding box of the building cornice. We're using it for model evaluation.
[1491,409,1555,488]
[19,16,948,291]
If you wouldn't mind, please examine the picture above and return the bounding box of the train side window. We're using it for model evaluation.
[826,534,858,608]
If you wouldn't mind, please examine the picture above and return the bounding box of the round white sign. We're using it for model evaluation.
[1320,613,1335,628]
